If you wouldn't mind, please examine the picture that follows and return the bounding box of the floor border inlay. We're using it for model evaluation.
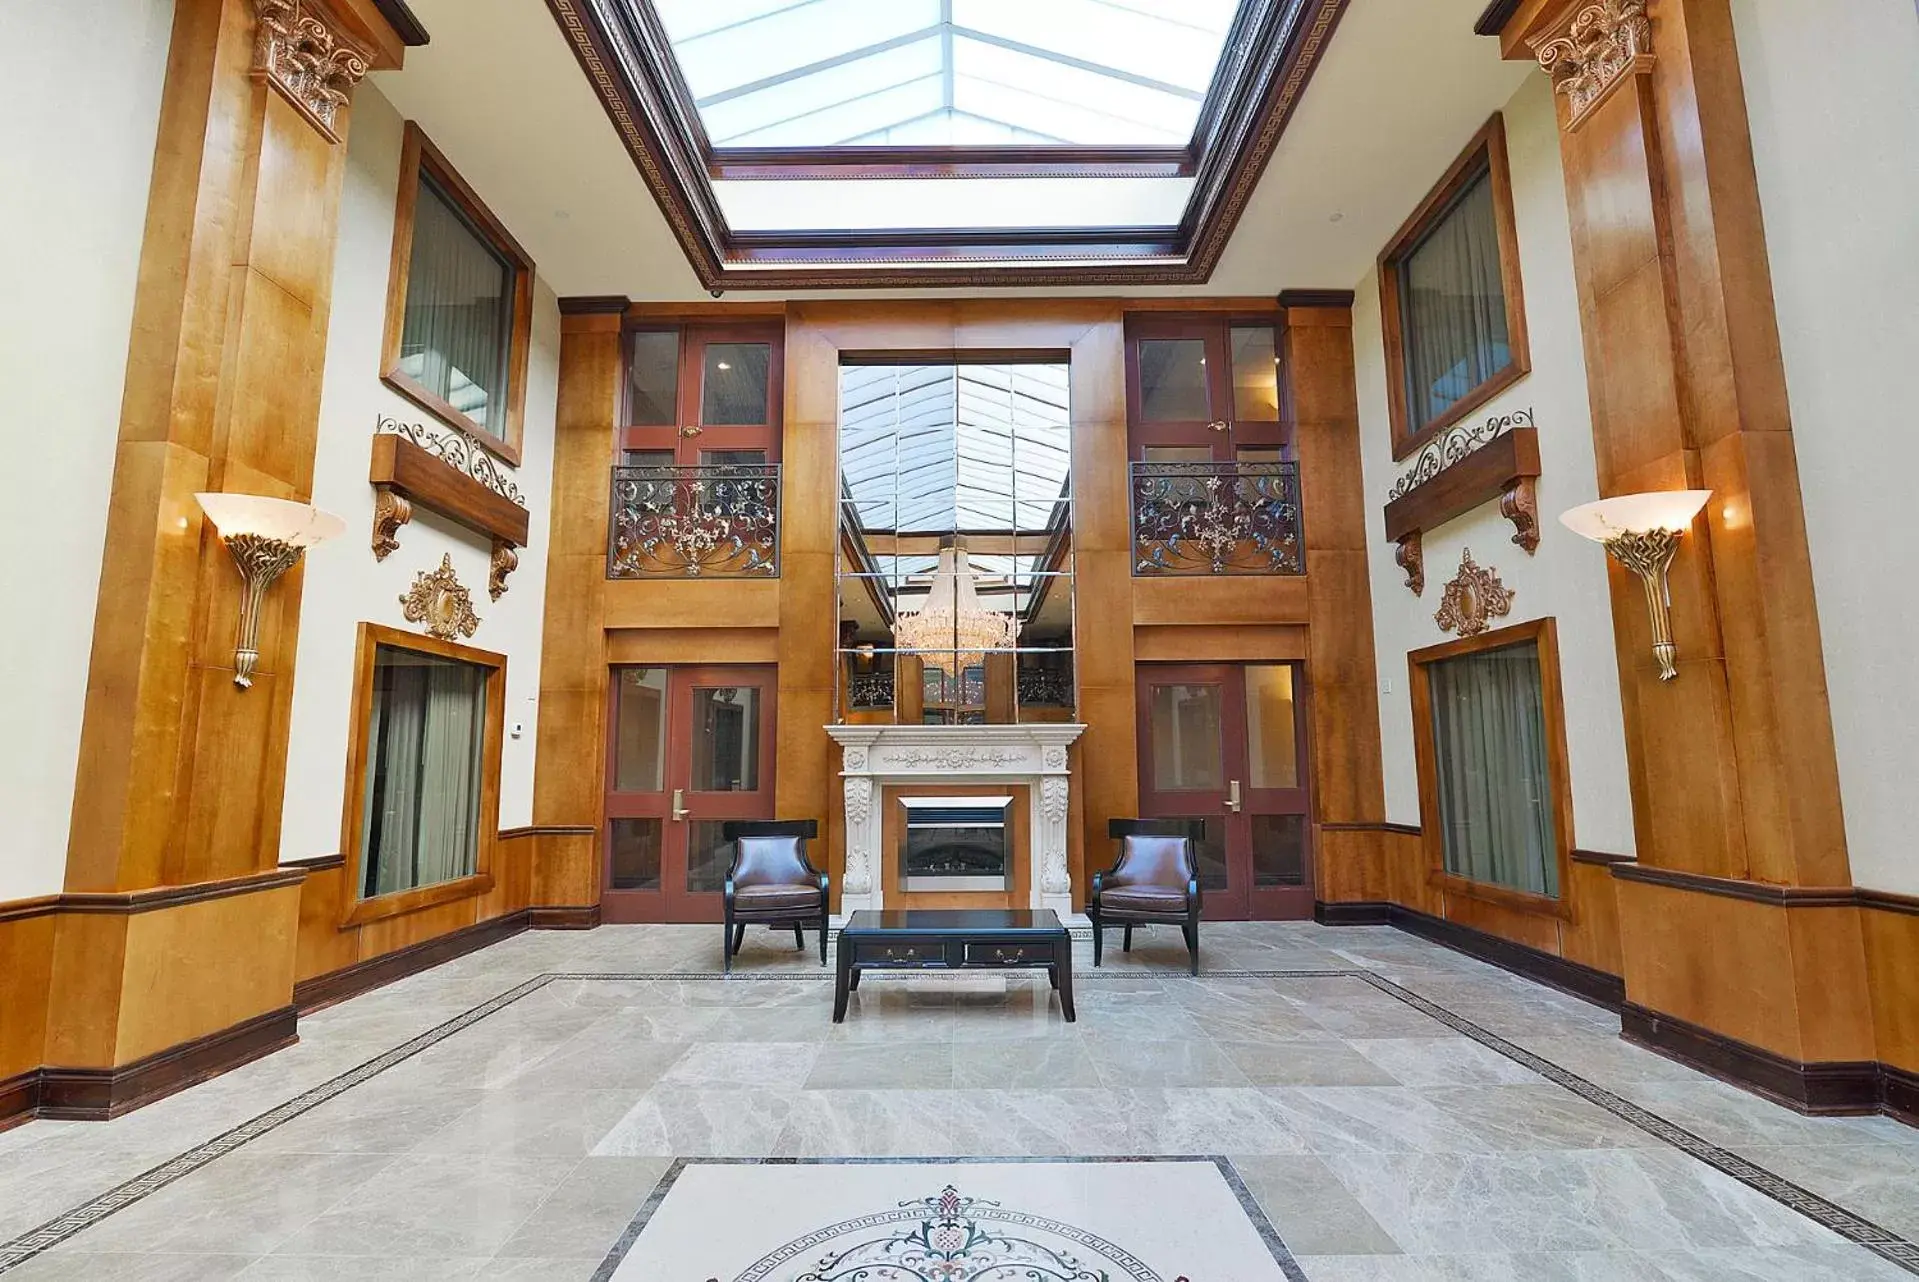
[0,965,1913,1276]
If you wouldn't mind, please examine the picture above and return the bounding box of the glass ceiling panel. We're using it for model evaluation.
[650,0,1242,148]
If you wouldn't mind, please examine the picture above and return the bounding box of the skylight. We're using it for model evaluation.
[652,0,1242,149]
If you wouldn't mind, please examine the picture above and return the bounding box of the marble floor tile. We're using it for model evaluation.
[4,1251,260,1281]
[806,1039,956,1089]
[1422,1084,1666,1152]
[267,1155,580,1258]
[491,1156,671,1259]
[1218,1039,1402,1086]
[1083,1035,1251,1087]
[408,1087,640,1158]
[1735,1142,1919,1237]
[1350,1036,1543,1087]
[1264,1085,1503,1155]
[1122,1086,1311,1155]
[656,1040,820,1088]
[1229,1154,1403,1256]
[590,1087,795,1157]
[951,1037,1099,1089]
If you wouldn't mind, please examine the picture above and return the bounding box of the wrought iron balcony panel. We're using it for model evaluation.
[847,671,895,710]
[1130,461,1305,576]
[608,464,781,578]
[1017,666,1075,708]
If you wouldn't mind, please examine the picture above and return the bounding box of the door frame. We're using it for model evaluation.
[619,321,786,464]
[602,663,779,924]
[1133,661,1315,920]
[1123,313,1289,461]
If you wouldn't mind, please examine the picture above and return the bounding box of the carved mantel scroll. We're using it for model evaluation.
[370,416,532,596]
[1529,0,1655,132]
[251,0,372,144]
[1384,410,1541,595]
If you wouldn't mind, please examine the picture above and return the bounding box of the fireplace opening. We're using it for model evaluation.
[901,796,1013,893]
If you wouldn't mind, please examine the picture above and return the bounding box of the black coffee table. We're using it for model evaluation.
[832,908,1075,1022]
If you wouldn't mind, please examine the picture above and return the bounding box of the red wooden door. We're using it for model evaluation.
[1135,663,1313,920]
[621,323,783,466]
[604,665,778,923]
[1125,316,1288,462]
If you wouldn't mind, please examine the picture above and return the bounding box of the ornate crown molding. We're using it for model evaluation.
[400,554,480,641]
[1435,548,1516,638]
[1530,0,1655,132]
[251,0,372,144]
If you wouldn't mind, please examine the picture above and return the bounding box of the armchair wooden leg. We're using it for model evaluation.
[731,923,746,957]
[1183,920,1199,975]
[1091,916,1104,968]
[793,924,804,950]
[723,917,733,974]
[1123,924,1133,953]
[818,914,828,966]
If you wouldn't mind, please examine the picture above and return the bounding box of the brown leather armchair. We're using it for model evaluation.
[1088,819,1204,974]
[721,820,828,971]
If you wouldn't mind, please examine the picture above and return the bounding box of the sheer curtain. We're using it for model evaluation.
[1401,168,1510,428]
[1428,641,1558,897]
[401,175,514,436]
[361,650,488,899]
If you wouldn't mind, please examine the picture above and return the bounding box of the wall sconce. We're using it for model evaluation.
[195,493,345,688]
[1560,490,1712,682]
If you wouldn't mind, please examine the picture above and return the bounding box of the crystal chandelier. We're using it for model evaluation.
[893,541,1018,672]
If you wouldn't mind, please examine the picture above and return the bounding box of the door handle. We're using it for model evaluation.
[679,424,703,438]
[1206,419,1230,433]
[1226,780,1242,813]
[672,789,690,821]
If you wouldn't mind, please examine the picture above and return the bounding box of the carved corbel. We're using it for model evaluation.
[1529,0,1655,132]
[1395,532,1425,596]
[371,483,411,561]
[1501,476,1541,554]
[250,0,372,144]
[489,539,519,601]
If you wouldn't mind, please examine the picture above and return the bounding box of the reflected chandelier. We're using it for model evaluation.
[893,541,1018,672]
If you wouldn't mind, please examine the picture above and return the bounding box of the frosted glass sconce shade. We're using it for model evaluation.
[195,493,343,688]
[1560,490,1712,682]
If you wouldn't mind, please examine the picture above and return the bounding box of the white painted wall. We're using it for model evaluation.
[278,85,558,863]
[1733,0,1919,895]
[1353,74,1636,858]
[0,1,174,901]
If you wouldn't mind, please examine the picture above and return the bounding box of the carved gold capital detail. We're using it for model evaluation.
[251,0,371,144]
[1434,548,1515,638]
[1530,0,1654,132]
[400,554,480,641]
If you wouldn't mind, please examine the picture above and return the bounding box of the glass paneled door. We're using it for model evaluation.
[1126,315,1286,463]
[622,323,784,467]
[605,665,778,923]
[1135,663,1312,920]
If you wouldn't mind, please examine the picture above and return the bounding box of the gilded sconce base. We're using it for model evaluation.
[1603,527,1683,681]
[223,533,304,688]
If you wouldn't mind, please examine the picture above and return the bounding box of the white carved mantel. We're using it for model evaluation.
[826,723,1088,926]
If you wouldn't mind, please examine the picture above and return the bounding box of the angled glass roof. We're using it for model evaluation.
[651,0,1243,148]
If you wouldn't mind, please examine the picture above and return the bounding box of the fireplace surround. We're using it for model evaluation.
[826,723,1088,926]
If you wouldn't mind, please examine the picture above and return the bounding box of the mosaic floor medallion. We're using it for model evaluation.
[598,1158,1304,1282]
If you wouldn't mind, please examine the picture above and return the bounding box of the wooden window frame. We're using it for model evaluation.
[338,623,507,927]
[1407,617,1573,919]
[1378,113,1530,462]
[382,122,536,467]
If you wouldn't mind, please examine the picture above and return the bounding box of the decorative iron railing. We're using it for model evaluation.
[1017,666,1074,708]
[608,463,780,578]
[847,671,895,710]
[1130,460,1305,576]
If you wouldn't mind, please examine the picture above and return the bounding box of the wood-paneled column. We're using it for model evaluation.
[46,0,406,1083]
[1284,297,1388,904]
[1491,0,1872,1082]
[529,300,625,913]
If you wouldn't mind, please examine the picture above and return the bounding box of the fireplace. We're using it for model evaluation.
[901,797,1013,893]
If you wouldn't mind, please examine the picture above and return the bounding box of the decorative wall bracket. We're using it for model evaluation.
[250,0,372,144]
[1434,548,1515,638]
[400,554,480,641]
[1384,409,1541,595]
[370,417,530,595]
[1529,0,1655,132]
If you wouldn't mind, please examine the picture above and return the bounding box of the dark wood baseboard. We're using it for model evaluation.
[530,904,602,930]
[1884,1064,1919,1127]
[35,1005,298,1122]
[0,1069,40,1132]
[1622,1002,1885,1116]
[1314,900,1391,925]
[1314,900,1624,1009]
[293,909,532,1013]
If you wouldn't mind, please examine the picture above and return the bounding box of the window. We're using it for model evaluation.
[1411,620,1570,904]
[1379,114,1529,459]
[346,626,503,915]
[383,123,534,464]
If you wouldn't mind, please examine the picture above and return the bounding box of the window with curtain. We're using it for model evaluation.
[1397,167,1510,432]
[1426,638,1559,898]
[399,172,516,439]
[1379,114,1527,453]
[360,645,490,899]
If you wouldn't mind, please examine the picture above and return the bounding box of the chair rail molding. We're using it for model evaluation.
[826,724,1088,923]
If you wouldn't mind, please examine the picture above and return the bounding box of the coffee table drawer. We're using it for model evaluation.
[963,941,1056,967]
[853,940,947,967]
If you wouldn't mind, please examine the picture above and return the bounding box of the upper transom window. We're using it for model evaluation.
[653,0,1241,149]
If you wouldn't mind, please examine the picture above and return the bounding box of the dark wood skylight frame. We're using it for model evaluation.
[542,0,1351,288]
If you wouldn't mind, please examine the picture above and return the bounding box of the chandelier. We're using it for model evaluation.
[893,542,1018,672]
